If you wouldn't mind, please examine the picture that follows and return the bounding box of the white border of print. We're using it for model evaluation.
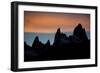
[18,5,96,69]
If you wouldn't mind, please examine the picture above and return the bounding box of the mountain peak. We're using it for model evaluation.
[45,40,50,46]
[32,36,39,48]
[56,28,61,34]
[77,23,82,28]
[34,36,39,42]
[73,24,88,41]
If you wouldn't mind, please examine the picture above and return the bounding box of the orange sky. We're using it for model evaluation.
[24,11,90,33]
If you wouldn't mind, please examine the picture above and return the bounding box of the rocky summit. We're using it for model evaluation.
[24,24,90,62]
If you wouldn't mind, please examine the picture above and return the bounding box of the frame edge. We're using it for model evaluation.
[11,2,18,71]
[11,1,98,72]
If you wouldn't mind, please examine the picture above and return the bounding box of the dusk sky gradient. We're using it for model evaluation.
[24,11,90,33]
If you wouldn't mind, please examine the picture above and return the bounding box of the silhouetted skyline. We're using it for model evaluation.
[24,24,90,62]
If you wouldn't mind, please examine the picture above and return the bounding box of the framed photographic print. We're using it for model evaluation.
[11,1,97,71]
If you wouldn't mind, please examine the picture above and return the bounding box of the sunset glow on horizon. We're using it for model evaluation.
[24,11,90,33]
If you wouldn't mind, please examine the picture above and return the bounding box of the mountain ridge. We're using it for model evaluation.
[24,24,90,62]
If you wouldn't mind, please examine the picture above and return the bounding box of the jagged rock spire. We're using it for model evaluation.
[32,36,39,48]
[53,28,61,45]
[56,28,61,34]
[53,28,68,46]
[45,40,50,47]
[34,36,39,42]
[46,40,50,45]
[73,23,88,41]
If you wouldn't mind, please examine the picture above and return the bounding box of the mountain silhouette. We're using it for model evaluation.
[73,24,88,41]
[53,28,68,46]
[32,36,42,48]
[45,40,50,47]
[24,24,90,62]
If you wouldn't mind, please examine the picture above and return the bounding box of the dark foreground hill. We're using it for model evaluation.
[24,24,90,62]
